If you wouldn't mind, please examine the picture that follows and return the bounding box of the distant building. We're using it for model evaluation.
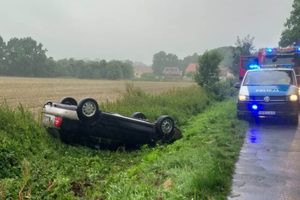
[184,63,198,80]
[163,67,182,79]
[219,67,234,80]
[133,66,153,78]
[185,63,198,74]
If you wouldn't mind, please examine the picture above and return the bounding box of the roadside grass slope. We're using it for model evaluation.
[103,100,246,199]
[0,86,246,199]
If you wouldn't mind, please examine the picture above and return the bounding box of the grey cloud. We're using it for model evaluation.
[0,0,293,64]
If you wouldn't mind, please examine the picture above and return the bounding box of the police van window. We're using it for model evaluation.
[243,70,295,86]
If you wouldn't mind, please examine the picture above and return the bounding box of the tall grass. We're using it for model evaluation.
[0,86,246,199]
[103,84,209,126]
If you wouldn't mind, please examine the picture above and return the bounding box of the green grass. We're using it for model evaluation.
[0,86,246,199]
[103,84,209,126]
[100,100,246,199]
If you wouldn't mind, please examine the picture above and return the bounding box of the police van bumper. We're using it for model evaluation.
[237,101,299,119]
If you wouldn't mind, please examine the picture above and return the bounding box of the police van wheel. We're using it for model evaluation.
[237,113,244,120]
[290,115,299,126]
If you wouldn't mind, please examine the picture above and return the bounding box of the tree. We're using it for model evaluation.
[182,53,199,70]
[106,60,124,80]
[195,51,223,90]
[231,35,255,76]
[5,37,48,76]
[152,51,181,76]
[0,36,7,73]
[279,0,300,46]
[235,35,255,56]
[152,51,167,75]
[121,61,134,79]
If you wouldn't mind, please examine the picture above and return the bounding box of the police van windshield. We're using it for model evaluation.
[243,70,295,86]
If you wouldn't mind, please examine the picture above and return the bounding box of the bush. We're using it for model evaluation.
[210,78,238,101]
[195,51,222,90]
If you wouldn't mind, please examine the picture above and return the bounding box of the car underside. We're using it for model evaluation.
[42,97,182,148]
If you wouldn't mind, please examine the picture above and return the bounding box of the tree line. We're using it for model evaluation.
[0,36,134,79]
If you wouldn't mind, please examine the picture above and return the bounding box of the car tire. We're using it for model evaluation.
[44,101,52,107]
[77,98,100,121]
[156,115,175,137]
[60,97,78,106]
[131,112,147,120]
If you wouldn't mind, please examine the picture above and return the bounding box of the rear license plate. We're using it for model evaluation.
[258,111,276,115]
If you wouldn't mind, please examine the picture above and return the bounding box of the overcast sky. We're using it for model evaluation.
[0,0,294,64]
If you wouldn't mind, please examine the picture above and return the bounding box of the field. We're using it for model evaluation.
[0,76,194,114]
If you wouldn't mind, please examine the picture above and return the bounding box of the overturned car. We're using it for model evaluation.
[42,97,182,147]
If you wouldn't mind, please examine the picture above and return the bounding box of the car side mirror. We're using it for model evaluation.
[234,82,241,89]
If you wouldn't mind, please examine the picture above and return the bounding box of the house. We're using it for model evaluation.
[219,67,234,80]
[185,63,198,74]
[184,63,198,80]
[163,67,182,79]
[133,66,153,78]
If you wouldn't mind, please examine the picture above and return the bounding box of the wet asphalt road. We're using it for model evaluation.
[228,119,300,200]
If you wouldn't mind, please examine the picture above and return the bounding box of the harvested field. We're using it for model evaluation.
[0,76,194,114]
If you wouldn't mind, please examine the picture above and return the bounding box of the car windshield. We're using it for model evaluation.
[243,70,295,86]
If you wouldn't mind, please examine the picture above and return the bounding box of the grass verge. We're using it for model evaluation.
[100,100,247,199]
[0,86,246,199]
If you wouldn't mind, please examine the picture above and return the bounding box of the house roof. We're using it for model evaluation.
[185,63,198,73]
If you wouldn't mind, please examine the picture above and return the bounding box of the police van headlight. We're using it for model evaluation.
[289,95,298,102]
[238,95,248,101]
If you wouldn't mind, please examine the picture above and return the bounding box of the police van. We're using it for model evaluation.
[236,67,299,125]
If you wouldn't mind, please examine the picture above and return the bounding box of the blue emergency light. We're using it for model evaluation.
[297,47,300,52]
[266,48,273,53]
[252,105,258,110]
[248,64,260,70]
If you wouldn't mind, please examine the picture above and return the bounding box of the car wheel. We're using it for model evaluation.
[60,97,77,106]
[77,98,100,121]
[131,112,147,120]
[44,101,52,107]
[156,115,175,137]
